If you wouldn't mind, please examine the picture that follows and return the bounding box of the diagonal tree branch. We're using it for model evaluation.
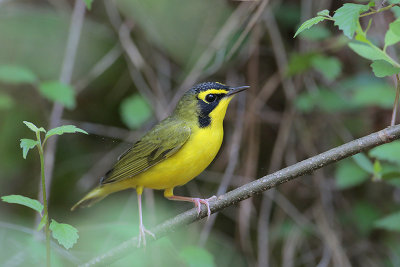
[81,125,400,267]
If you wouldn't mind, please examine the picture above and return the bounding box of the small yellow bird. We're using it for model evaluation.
[72,82,248,246]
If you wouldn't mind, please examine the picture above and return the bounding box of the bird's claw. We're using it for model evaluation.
[193,195,217,220]
[137,224,155,248]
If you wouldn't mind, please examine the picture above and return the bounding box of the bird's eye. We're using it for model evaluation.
[205,94,216,102]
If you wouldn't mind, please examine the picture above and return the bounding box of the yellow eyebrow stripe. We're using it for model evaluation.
[198,89,229,102]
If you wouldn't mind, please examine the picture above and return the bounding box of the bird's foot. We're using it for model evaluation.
[137,224,155,248]
[167,195,217,220]
[192,195,217,220]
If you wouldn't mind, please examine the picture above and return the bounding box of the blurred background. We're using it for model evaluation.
[1,0,400,266]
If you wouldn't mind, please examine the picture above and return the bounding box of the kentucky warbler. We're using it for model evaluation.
[71,82,248,246]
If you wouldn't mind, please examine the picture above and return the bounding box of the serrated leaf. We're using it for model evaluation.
[352,153,374,173]
[83,0,93,10]
[0,65,38,85]
[375,211,400,232]
[333,4,370,38]
[179,246,215,267]
[50,220,79,249]
[348,41,387,61]
[311,55,342,81]
[1,195,43,214]
[45,125,88,140]
[37,214,47,231]
[371,60,400,77]
[317,9,330,17]
[39,81,76,109]
[294,16,327,38]
[120,94,152,129]
[335,160,369,189]
[23,121,46,133]
[20,138,38,159]
[369,141,400,164]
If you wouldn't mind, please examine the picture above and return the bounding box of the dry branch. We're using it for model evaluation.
[81,125,400,267]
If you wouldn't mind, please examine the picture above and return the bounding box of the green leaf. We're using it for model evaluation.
[37,214,47,231]
[0,92,14,110]
[294,15,327,38]
[391,20,400,36]
[38,81,76,109]
[297,25,331,41]
[286,52,316,76]
[392,6,400,18]
[83,0,93,10]
[1,195,43,214]
[20,138,38,159]
[335,160,369,189]
[311,55,342,81]
[0,65,37,85]
[385,28,400,48]
[317,9,330,17]
[352,153,374,173]
[351,81,395,108]
[333,3,370,38]
[179,246,215,267]
[371,60,400,77]
[50,219,79,249]
[369,141,400,165]
[45,125,88,140]
[385,19,400,47]
[295,88,349,113]
[351,202,380,235]
[23,121,46,133]
[348,41,387,61]
[375,211,400,232]
[120,94,152,129]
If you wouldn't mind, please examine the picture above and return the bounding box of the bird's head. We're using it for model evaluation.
[174,82,248,128]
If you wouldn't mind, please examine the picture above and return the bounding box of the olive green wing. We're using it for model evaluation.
[101,119,191,185]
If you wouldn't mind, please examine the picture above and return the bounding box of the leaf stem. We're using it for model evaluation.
[36,132,50,267]
[360,4,398,18]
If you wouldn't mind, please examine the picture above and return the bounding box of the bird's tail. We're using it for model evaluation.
[71,186,108,211]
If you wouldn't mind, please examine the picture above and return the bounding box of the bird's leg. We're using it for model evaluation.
[166,195,217,220]
[137,191,155,247]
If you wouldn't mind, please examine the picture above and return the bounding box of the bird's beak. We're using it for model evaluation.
[226,85,249,96]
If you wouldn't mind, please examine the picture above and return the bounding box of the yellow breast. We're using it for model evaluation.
[133,123,224,190]
[128,97,232,191]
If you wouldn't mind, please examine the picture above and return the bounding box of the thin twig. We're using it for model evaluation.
[225,0,269,60]
[168,2,256,112]
[81,125,400,267]
[75,44,123,94]
[38,0,86,217]
[391,74,400,126]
